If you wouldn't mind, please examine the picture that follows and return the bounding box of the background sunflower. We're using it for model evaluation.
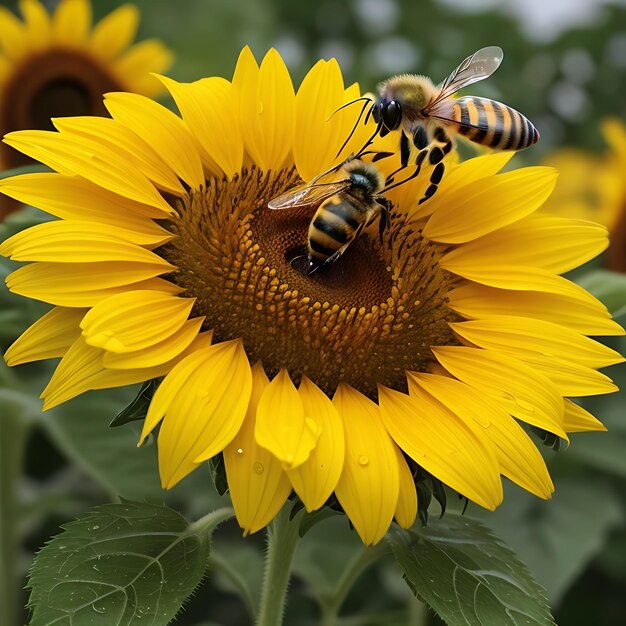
[0,0,172,217]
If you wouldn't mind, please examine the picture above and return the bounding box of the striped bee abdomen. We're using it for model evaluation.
[308,196,362,262]
[452,96,539,151]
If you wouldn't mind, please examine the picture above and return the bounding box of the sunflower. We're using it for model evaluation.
[0,0,172,218]
[542,119,626,272]
[1,48,623,546]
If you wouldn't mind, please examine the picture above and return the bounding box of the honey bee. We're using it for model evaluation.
[374,46,538,159]
[268,159,390,273]
[343,47,539,202]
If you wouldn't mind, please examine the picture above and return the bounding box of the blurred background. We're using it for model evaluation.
[1,0,626,624]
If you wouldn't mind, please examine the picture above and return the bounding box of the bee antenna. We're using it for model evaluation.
[326,96,372,123]
[334,98,374,158]
[351,120,384,160]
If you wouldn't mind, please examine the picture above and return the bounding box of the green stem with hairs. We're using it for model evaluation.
[255,506,303,626]
[320,542,390,626]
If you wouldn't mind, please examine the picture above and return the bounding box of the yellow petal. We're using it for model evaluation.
[3,130,173,212]
[411,373,554,500]
[224,363,292,535]
[255,369,319,469]
[293,58,352,182]
[432,346,567,440]
[448,283,625,337]
[378,384,502,510]
[286,377,345,511]
[104,93,204,189]
[159,75,243,179]
[423,167,558,243]
[235,48,295,171]
[563,399,607,433]
[42,331,212,410]
[149,340,252,488]
[0,172,175,225]
[333,385,399,545]
[450,316,624,369]
[19,0,51,49]
[6,262,176,307]
[440,214,608,274]
[102,317,205,369]
[89,4,139,59]
[80,291,194,353]
[439,152,515,196]
[510,354,618,397]
[394,446,418,529]
[0,220,173,263]
[52,0,91,44]
[5,306,86,366]
[0,7,27,58]
[442,262,605,307]
[53,116,185,196]
[114,40,173,97]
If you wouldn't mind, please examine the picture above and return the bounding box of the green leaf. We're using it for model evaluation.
[476,479,622,605]
[28,501,213,626]
[390,515,556,626]
[109,379,159,428]
[577,270,626,314]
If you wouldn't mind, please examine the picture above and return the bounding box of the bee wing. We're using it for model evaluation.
[427,46,503,110]
[268,180,352,210]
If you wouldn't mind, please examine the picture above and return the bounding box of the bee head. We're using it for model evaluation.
[371,99,402,136]
[344,160,385,195]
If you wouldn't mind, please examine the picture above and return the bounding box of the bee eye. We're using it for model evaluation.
[371,103,381,124]
[382,100,401,130]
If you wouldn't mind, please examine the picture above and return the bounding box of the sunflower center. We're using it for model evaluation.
[162,167,458,398]
[0,49,121,168]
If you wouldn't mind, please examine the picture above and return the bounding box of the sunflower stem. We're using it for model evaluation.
[320,542,390,626]
[256,505,302,626]
[0,409,30,626]
[187,507,234,535]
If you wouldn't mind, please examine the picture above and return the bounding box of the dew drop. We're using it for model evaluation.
[515,398,536,412]
[472,412,490,428]
[253,462,264,474]
[358,455,369,466]
[236,448,244,455]
[257,101,264,114]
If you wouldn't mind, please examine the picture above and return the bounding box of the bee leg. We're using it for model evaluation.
[433,126,453,155]
[383,149,427,192]
[377,198,392,243]
[412,125,429,150]
[400,132,411,167]
[417,160,445,205]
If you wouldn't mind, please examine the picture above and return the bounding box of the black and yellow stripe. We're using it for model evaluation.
[307,196,364,263]
[451,96,539,151]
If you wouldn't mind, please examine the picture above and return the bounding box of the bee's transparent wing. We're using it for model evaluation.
[268,180,351,210]
[427,46,503,111]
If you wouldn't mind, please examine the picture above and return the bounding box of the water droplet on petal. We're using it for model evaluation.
[237,448,244,455]
[515,398,536,412]
[471,412,490,428]
[358,455,369,466]
[254,462,264,474]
